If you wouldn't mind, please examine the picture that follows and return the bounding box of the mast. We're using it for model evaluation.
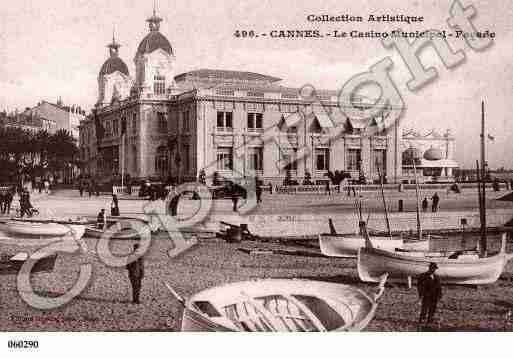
[377,165,391,237]
[476,160,483,255]
[412,158,422,241]
[480,100,487,257]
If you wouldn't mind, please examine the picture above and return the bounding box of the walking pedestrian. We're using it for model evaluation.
[325,181,331,196]
[126,244,144,304]
[231,187,239,212]
[422,197,428,212]
[19,188,31,217]
[168,191,181,217]
[79,182,84,197]
[44,179,50,194]
[417,262,442,329]
[255,177,262,204]
[347,180,356,197]
[431,192,440,212]
[97,208,106,230]
[0,190,5,215]
[4,188,13,215]
[111,194,120,216]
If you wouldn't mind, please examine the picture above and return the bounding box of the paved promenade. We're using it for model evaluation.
[5,187,512,237]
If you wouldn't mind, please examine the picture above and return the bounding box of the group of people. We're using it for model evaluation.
[0,188,14,215]
[78,179,100,197]
[421,192,440,212]
[0,187,36,217]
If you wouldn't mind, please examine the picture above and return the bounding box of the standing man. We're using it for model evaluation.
[97,208,106,230]
[325,181,331,196]
[4,188,13,215]
[422,197,429,212]
[417,262,442,328]
[255,177,262,204]
[0,189,5,215]
[126,244,144,304]
[431,192,440,212]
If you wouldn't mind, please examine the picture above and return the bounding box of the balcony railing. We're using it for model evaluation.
[216,127,233,133]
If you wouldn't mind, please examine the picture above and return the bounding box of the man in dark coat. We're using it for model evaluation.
[431,192,440,212]
[97,209,106,230]
[0,190,5,214]
[417,262,442,327]
[4,188,13,215]
[126,244,144,304]
[255,178,263,204]
[168,192,181,217]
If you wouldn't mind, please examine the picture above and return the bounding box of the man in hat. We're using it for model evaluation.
[417,262,442,327]
[126,244,145,304]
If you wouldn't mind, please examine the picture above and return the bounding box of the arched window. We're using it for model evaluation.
[155,146,169,177]
[154,75,166,95]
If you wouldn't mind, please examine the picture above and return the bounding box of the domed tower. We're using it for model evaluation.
[134,6,176,96]
[97,32,132,106]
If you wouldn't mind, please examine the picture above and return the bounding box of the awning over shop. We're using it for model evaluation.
[347,117,368,129]
[283,112,302,128]
[313,112,335,128]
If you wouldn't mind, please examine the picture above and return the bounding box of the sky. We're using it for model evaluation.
[0,0,511,168]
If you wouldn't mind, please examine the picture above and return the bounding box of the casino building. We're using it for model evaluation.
[79,8,409,184]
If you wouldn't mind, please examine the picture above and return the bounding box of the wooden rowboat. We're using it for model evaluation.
[357,234,513,285]
[0,252,57,275]
[0,219,85,240]
[166,276,388,332]
[84,225,143,240]
[319,233,429,258]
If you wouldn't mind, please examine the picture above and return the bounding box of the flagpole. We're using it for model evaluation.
[121,133,125,191]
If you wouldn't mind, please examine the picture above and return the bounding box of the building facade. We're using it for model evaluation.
[80,9,407,184]
[21,99,86,139]
[401,129,458,182]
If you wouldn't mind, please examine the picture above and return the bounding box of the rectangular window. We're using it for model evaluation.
[132,113,137,134]
[216,147,233,171]
[216,111,233,131]
[281,148,298,172]
[247,147,263,171]
[183,144,190,173]
[247,113,263,131]
[316,148,330,171]
[154,75,166,95]
[158,112,167,132]
[182,111,190,132]
[373,149,387,176]
[113,119,119,136]
[105,121,111,137]
[347,149,361,171]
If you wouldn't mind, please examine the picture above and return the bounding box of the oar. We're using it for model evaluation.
[164,282,186,307]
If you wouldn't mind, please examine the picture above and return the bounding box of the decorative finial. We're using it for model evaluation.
[107,27,121,57]
[147,0,162,32]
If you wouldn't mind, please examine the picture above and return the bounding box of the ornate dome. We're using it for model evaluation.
[99,57,130,77]
[136,31,173,57]
[423,147,444,161]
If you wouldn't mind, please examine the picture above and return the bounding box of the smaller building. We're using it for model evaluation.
[21,99,86,139]
[401,129,458,183]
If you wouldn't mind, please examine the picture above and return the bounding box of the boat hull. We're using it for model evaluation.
[179,279,380,332]
[357,246,509,285]
[84,226,144,240]
[319,233,424,258]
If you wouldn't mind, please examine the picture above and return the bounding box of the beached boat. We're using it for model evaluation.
[0,219,85,239]
[0,252,57,275]
[319,233,430,258]
[85,225,144,240]
[357,234,512,285]
[166,276,388,332]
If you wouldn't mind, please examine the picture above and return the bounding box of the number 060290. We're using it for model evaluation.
[7,340,39,349]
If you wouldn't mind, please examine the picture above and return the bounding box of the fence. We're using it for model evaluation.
[112,181,508,197]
